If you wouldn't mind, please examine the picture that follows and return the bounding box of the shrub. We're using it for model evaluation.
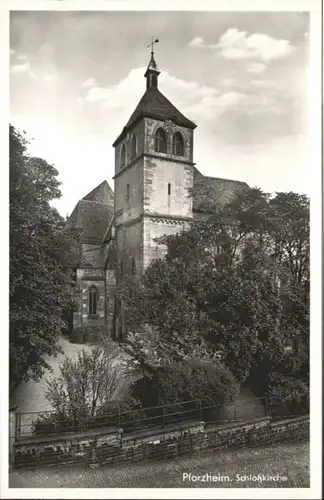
[129,357,239,417]
[44,340,119,425]
[266,372,309,418]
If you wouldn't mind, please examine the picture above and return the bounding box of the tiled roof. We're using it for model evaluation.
[192,167,249,212]
[68,200,114,242]
[113,88,196,146]
[82,180,114,206]
[68,181,114,243]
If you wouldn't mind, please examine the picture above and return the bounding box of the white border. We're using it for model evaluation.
[1,1,322,499]
[4,0,323,12]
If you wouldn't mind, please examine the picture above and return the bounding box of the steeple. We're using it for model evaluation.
[112,37,196,147]
[144,38,160,89]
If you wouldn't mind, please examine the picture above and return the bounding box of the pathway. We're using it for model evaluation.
[10,336,90,415]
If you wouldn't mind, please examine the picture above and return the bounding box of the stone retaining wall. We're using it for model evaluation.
[13,415,309,470]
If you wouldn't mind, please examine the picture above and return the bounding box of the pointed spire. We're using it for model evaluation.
[144,38,160,89]
[146,51,159,72]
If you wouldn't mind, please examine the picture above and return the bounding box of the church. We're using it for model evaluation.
[68,49,249,343]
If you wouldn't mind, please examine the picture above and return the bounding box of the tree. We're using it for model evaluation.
[118,187,309,409]
[44,341,120,423]
[10,125,78,394]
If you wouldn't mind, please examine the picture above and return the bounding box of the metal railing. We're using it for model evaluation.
[267,397,309,421]
[14,396,270,439]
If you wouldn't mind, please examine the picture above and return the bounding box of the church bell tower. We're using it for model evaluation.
[112,43,197,329]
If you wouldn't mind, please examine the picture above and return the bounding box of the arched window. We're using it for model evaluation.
[88,286,98,316]
[172,132,184,156]
[120,144,126,168]
[130,135,137,159]
[155,128,166,153]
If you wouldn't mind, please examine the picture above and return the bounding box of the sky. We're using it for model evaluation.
[10,10,310,217]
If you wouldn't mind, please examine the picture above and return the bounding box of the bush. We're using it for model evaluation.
[129,358,239,416]
[266,372,309,418]
[32,337,149,436]
[44,340,120,425]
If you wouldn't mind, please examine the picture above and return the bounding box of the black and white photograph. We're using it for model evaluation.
[3,1,322,498]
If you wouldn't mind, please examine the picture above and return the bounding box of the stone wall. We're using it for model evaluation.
[114,158,144,227]
[13,415,309,470]
[143,155,193,218]
[14,426,122,469]
[206,415,309,451]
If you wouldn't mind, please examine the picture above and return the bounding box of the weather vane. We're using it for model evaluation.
[146,37,159,55]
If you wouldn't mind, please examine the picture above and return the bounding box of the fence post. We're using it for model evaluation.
[162,405,165,428]
[118,406,121,429]
[265,397,268,417]
[234,401,237,421]
[199,400,202,421]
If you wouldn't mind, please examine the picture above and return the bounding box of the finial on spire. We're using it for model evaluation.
[146,37,159,56]
[144,37,160,89]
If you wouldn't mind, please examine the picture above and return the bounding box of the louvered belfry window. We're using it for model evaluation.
[173,132,184,156]
[155,128,166,153]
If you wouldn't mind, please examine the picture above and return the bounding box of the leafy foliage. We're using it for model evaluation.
[44,340,120,423]
[118,187,309,409]
[129,357,239,410]
[10,125,78,393]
